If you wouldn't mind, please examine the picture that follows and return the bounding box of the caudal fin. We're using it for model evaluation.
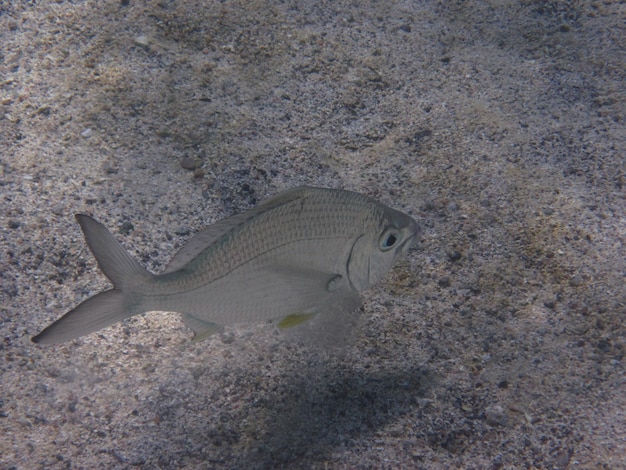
[32,290,131,344]
[32,215,151,345]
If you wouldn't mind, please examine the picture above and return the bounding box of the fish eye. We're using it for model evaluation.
[379,228,401,251]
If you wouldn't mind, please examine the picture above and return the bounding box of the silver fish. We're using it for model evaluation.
[32,187,419,345]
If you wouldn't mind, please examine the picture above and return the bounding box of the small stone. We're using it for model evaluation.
[102,160,119,174]
[569,275,583,287]
[8,219,21,229]
[134,35,150,48]
[438,276,451,288]
[555,449,572,468]
[119,221,134,235]
[180,157,201,170]
[81,128,93,138]
[485,405,508,426]
[445,247,462,262]
[191,366,207,380]
[597,338,611,353]
[36,104,51,115]
[174,225,191,236]
[220,332,235,344]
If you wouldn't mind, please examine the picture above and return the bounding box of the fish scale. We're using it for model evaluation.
[162,189,377,289]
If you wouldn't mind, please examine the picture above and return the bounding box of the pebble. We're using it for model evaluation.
[174,225,191,236]
[569,275,584,287]
[485,405,508,426]
[134,35,150,48]
[220,332,235,344]
[102,160,119,174]
[180,157,201,170]
[119,221,134,235]
[81,128,93,138]
[445,247,462,262]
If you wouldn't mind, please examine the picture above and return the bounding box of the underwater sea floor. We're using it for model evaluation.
[1,1,625,468]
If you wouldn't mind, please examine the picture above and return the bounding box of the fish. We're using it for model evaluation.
[32,186,419,345]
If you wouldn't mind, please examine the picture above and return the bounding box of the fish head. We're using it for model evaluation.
[347,205,420,292]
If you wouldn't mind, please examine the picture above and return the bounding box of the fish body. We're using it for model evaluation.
[32,187,419,345]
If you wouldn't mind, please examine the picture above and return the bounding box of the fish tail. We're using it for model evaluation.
[32,214,152,345]
[32,290,132,344]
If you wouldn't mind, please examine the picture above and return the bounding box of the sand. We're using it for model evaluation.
[1,0,625,468]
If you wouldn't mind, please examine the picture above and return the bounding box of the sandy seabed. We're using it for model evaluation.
[1,1,625,468]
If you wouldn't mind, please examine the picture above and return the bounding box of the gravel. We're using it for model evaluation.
[1,0,624,468]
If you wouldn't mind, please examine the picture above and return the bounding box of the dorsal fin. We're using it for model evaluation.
[162,213,255,274]
[162,188,309,274]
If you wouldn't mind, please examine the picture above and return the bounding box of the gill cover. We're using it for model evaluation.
[347,231,397,292]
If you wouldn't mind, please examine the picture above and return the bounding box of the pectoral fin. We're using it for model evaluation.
[267,265,345,305]
[281,284,364,347]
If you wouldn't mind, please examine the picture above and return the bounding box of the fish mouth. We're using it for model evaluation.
[399,218,421,254]
[398,233,418,255]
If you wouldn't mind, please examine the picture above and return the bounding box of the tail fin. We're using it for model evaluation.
[32,215,151,345]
